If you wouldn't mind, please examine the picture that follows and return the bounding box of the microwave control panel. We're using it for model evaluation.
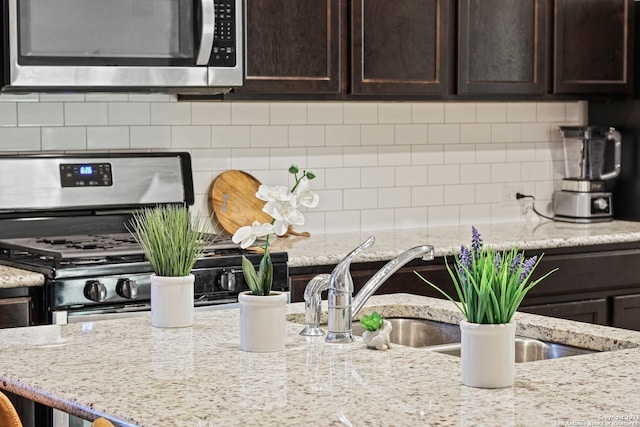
[211,0,236,67]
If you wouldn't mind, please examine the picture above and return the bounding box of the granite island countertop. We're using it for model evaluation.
[1,294,640,427]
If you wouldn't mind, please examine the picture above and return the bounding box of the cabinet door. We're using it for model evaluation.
[237,0,343,94]
[351,0,454,95]
[458,0,548,95]
[0,297,31,328]
[553,0,633,94]
[519,299,609,325]
[612,294,640,331]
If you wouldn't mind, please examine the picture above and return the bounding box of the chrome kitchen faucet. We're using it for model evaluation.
[299,236,435,344]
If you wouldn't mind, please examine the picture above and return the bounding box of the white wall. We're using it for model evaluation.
[0,93,586,233]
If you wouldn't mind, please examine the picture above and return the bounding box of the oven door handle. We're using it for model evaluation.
[196,0,216,65]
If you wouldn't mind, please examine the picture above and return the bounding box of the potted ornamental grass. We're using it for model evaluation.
[416,226,557,388]
[232,164,319,352]
[128,205,213,328]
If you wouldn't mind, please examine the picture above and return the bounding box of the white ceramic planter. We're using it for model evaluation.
[239,291,288,352]
[460,320,516,388]
[150,274,194,328]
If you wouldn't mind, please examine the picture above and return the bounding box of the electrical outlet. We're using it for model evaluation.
[503,185,524,204]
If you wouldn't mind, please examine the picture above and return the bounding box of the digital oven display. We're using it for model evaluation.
[59,163,113,187]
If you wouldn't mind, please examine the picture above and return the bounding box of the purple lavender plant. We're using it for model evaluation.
[415,226,558,324]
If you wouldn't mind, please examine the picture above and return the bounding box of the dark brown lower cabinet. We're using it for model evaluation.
[0,296,31,328]
[519,299,609,325]
[612,294,640,330]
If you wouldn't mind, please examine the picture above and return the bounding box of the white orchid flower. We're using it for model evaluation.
[293,176,319,208]
[231,221,274,249]
[263,200,305,235]
[256,184,292,203]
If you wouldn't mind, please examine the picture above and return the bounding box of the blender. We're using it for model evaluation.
[552,126,621,223]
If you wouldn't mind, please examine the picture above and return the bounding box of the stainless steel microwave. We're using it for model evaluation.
[1,0,243,93]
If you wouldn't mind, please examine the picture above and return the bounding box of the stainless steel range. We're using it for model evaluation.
[0,152,288,325]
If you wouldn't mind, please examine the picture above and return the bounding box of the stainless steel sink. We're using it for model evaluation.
[351,317,597,362]
[425,338,596,363]
[352,317,461,347]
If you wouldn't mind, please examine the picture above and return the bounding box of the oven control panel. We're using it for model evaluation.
[59,163,113,187]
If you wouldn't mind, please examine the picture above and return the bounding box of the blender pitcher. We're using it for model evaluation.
[560,126,621,182]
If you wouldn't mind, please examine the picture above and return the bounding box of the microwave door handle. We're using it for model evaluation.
[196,0,215,65]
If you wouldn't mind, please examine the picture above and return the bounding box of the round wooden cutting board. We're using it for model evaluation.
[210,170,272,236]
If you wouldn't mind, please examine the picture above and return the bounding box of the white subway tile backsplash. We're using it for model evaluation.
[428,124,460,144]
[64,103,108,126]
[171,126,212,148]
[378,145,411,166]
[270,103,308,125]
[289,125,325,147]
[344,188,378,210]
[251,125,289,148]
[444,184,476,205]
[491,163,521,182]
[536,102,566,122]
[86,126,129,150]
[0,127,41,150]
[192,103,231,125]
[477,103,507,123]
[0,99,586,231]
[378,187,410,208]
[491,123,522,143]
[42,127,86,150]
[18,102,63,126]
[108,102,150,125]
[307,146,343,169]
[361,209,395,231]
[460,164,491,184]
[325,125,360,146]
[395,124,428,145]
[412,103,444,123]
[412,186,443,206]
[130,126,171,149]
[151,103,191,125]
[231,103,269,125]
[445,103,476,123]
[396,206,429,228]
[361,124,394,146]
[428,205,459,226]
[0,103,17,126]
[460,123,491,143]
[361,166,395,188]
[325,210,360,232]
[428,164,460,185]
[379,103,412,124]
[507,103,537,122]
[213,125,251,148]
[307,103,343,124]
[344,103,378,124]
[444,144,475,164]
[343,146,378,167]
[325,167,361,189]
[396,165,428,187]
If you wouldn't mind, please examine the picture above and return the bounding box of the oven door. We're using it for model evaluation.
[5,0,242,90]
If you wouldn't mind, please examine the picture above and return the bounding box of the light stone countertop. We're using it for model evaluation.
[0,265,44,289]
[274,220,640,268]
[3,220,640,287]
[1,294,640,427]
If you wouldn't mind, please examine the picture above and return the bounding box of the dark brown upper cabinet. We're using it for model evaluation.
[458,0,549,95]
[553,0,634,95]
[234,0,343,95]
[350,0,454,96]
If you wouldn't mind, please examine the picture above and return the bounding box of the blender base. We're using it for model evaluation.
[552,190,614,223]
